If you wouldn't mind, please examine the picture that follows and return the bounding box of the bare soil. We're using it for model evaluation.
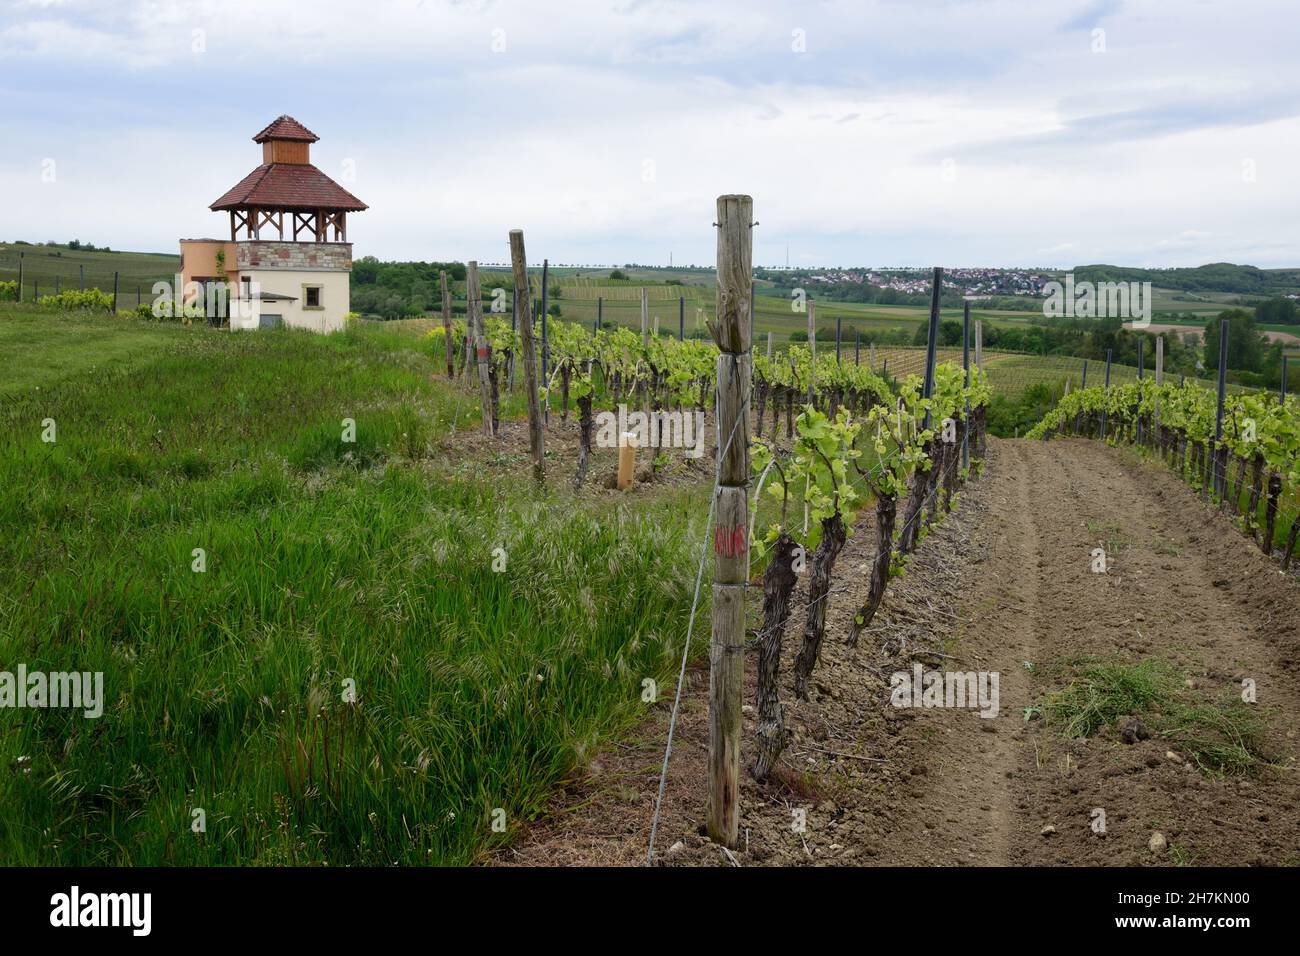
[489,437,1300,867]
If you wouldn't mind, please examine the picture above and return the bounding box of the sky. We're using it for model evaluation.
[2,0,1298,269]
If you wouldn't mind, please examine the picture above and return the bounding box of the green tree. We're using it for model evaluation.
[1204,308,1268,373]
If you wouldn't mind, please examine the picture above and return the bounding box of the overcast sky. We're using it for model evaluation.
[2,0,1297,269]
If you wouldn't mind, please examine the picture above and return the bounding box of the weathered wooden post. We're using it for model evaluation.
[869,341,875,371]
[509,230,545,482]
[640,287,649,347]
[1101,349,1112,439]
[749,280,755,356]
[1076,359,1089,434]
[1137,337,1145,445]
[509,288,517,390]
[922,267,942,430]
[467,262,495,437]
[1213,317,1230,499]
[541,260,550,424]
[596,296,602,334]
[1281,355,1289,405]
[16,253,22,302]
[80,262,84,293]
[962,301,971,472]
[440,270,455,377]
[112,271,118,312]
[806,299,816,405]
[766,330,773,362]
[835,315,842,364]
[706,194,752,849]
[679,295,685,341]
[974,320,983,369]
[1155,336,1164,443]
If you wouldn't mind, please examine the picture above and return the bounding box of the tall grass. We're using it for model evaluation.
[0,309,706,864]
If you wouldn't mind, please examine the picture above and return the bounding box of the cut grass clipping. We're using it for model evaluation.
[1033,658,1270,775]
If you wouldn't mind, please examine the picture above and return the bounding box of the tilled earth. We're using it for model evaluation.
[490,437,1300,866]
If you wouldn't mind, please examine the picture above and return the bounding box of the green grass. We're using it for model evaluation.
[0,305,708,865]
[1035,657,1270,775]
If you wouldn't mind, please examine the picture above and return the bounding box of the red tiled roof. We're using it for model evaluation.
[210,164,368,212]
[252,115,319,143]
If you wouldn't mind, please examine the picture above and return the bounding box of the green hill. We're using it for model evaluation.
[0,241,178,299]
[1072,262,1300,296]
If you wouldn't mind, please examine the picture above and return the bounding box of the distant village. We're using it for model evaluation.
[776,266,1054,299]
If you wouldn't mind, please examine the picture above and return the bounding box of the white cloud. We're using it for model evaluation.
[2,0,1298,267]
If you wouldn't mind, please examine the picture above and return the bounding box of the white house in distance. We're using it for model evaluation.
[179,115,368,332]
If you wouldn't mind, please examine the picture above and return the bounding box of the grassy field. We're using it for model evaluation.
[0,305,708,865]
[0,243,177,299]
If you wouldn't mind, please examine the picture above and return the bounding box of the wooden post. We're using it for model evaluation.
[1213,317,1230,498]
[509,230,545,482]
[16,253,22,302]
[617,432,636,490]
[806,299,816,404]
[1101,349,1112,438]
[1137,336,1145,445]
[79,263,83,292]
[1155,336,1164,442]
[597,296,602,334]
[855,329,860,366]
[870,341,875,371]
[766,330,773,362]
[440,270,455,377]
[467,262,495,437]
[541,260,550,424]
[706,194,752,849]
[835,315,842,364]
[679,296,685,340]
[921,267,942,431]
[112,271,118,312]
[749,280,755,356]
[962,301,971,471]
[974,320,983,369]
[509,288,517,390]
[1281,355,1288,405]
[640,287,648,347]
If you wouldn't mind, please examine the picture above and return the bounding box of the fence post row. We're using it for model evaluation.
[706,194,752,850]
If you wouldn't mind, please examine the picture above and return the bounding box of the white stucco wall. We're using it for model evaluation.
[230,269,351,334]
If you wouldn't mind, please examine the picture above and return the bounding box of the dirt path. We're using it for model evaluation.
[491,437,1300,867]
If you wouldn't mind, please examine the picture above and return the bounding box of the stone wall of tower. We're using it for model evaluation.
[236,241,352,272]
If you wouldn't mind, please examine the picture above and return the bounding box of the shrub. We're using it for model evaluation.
[38,288,114,311]
[0,280,17,302]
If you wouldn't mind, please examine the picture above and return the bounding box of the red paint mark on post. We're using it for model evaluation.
[714,524,748,558]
